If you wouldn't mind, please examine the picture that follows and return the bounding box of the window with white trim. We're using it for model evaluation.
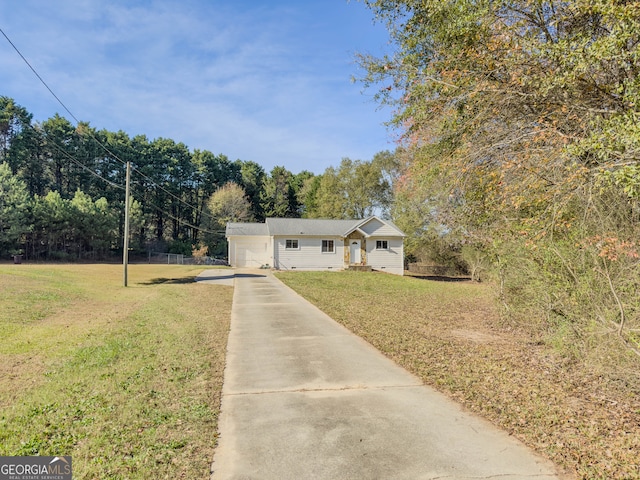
[321,240,335,253]
[285,239,299,249]
[376,240,389,250]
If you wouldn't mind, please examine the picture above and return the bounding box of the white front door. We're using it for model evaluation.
[350,240,361,264]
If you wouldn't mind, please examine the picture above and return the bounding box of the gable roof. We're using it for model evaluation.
[265,218,359,236]
[226,222,269,236]
[345,217,405,238]
[227,217,404,238]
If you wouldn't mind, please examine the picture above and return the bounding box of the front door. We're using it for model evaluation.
[350,240,361,264]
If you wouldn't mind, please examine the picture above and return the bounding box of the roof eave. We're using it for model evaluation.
[343,215,406,237]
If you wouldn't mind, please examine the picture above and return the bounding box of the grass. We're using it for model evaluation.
[0,264,232,479]
[276,270,640,480]
[4,265,639,478]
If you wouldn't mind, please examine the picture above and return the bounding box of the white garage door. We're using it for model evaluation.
[234,240,269,268]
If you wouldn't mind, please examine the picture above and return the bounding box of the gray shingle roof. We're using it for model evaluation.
[226,222,269,236]
[265,218,360,236]
[226,217,405,238]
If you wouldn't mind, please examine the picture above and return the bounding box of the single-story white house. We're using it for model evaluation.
[226,216,405,275]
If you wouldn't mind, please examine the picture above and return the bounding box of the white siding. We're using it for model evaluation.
[274,236,344,271]
[228,236,271,268]
[359,218,401,237]
[366,238,404,275]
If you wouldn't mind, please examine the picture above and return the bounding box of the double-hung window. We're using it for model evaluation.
[376,240,389,250]
[285,239,299,249]
[321,240,335,253]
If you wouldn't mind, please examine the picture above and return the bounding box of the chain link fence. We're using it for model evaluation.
[147,251,228,266]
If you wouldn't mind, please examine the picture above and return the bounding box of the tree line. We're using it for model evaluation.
[359,0,640,357]
[0,96,396,260]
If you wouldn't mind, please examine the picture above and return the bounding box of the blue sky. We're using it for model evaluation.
[0,0,396,174]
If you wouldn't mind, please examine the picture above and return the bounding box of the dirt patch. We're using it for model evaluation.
[0,354,47,408]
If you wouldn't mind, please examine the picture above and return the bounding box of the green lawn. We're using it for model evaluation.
[2,266,637,479]
[0,264,232,479]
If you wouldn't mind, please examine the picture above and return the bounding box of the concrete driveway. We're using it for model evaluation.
[210,269,565,480]
[195,269,236,287]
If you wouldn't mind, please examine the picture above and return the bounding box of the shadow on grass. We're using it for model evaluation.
[194,273,267,282]
[195,274,236,282]
[141,276,198,285]
[407,274,472,283]
[142,273,268,285]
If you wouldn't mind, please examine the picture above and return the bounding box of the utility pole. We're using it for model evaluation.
[123,161,131,287]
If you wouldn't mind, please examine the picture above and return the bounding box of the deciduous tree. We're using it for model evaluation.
[305,156,395,219]
[204,182,253,257]
[359,0,640,352]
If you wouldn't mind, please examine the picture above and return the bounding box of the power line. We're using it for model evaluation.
[27,122,225,235]
[0,24,220,226]
[36,126,223,234]
[128,163,219,224]
[0,26,81,126]
[129,190,226,236]
[23,122,125,191]
[12,108,225,236]
[24,122,225,235]
[33,123,228,235]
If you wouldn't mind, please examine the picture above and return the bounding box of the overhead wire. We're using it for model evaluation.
[24,121,227,235]
[0,27,81,126]
[22,122,125,191]
[22,123,226,235]
[21,121,226,235]
[1,24,223,230]
[128,187,226,236]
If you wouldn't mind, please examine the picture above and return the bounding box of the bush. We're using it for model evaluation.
[167,240,192,256]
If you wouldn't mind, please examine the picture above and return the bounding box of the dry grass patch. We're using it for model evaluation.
[0,264,232,479]
[277,270,640,480]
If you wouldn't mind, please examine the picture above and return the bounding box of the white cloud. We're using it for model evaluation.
[0,0,395,174]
